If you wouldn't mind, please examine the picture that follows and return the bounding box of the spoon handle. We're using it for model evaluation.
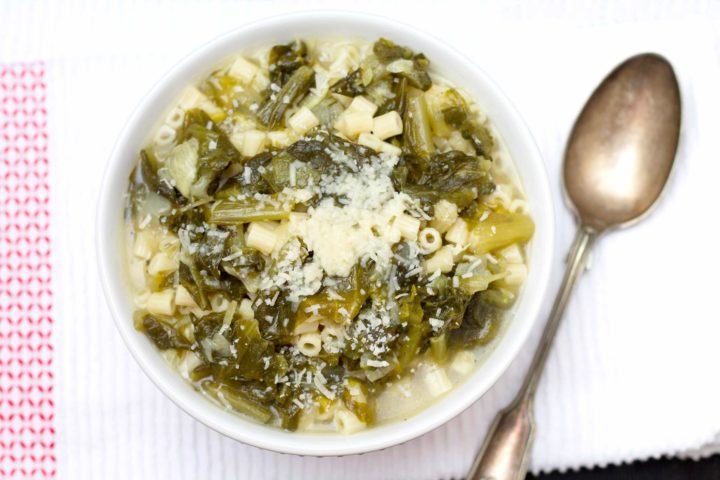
[467,226,597,480]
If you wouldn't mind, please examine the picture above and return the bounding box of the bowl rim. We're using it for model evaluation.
[97,9,555,457]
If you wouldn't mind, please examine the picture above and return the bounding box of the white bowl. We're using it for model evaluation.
[97,10,555,456]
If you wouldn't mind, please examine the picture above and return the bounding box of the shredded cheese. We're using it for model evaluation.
[288,153,418,277]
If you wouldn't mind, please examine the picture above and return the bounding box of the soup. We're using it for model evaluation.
[124,37,533,433]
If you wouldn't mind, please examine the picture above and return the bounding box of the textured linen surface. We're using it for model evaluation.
[2,1,720,479]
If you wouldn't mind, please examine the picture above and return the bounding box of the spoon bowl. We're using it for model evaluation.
[564,53,681,232]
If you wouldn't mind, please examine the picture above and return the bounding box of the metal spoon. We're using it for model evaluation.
[467,53,681,480]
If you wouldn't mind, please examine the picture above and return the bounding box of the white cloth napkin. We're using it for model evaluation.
[3,1,720,478]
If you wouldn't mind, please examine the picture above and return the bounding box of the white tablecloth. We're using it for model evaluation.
[2,1,720,478]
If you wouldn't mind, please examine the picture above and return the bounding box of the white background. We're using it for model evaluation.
[2,1,720,478]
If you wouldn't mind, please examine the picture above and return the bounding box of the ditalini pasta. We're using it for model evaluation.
[124,37,534,432]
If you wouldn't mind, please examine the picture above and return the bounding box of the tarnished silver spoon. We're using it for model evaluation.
[467,53,681,480]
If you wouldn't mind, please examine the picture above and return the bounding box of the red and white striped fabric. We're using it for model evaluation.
[0,65,55,479]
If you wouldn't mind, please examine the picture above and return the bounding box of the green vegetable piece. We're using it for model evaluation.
[202,381,273,423]
[199,72,243,112]
[450,292,502,347]
[342,378,372,424]
[390,241,422,289]
[467,125,495,158]
[126,151,181,226]
[481,287,517,309]
[178,255,245,307]
[429,333,448,364]
[468,212,535,254]
[178,262,210,310]
[286,138,331,165]
[373,38,414,62]
[174,211,240,281]
[158,199,205,234]
[309,94,345,128]
[390,162,409,192]
[378,77,408,117]
[442,106,467,128]
[406,53,432,91]
[147,270,176,292]
[188,362,214,382]
[286,130,372,173]
[207,197,293,225]
[135,150,180,203]
[373,38,431,90]
[231,314,275,380]
[273,393,302,430]
[257,65,315,129]
[178,109,241,197]
[261,152,320,192]
[268,40,309,86]
[253,290,295,342]
[421,274,470,331]
[191,312,223,343]
[387,55,431,91]
[329,68,366,96]
[323,132,374,166]
[195,227,231,278]
[215,153,274,199]
[294,266,367,328]
[459,200,491,222]
[443,105,496,158]
[220,228,267,280]
[403,88,434,158]
[395,287,428,372]
[166,139,199,199]
[217,276,246,300]
[140,314,191,350]
[402,150,495,209]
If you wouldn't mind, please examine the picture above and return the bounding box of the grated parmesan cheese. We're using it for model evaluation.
[313,372,336,400]
[288,152,420,277]
[326,289,343,301]
[138,214,152,229]
[429,318,444,330]
[366,359,390,368]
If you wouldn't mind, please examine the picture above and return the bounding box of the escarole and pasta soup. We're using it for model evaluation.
[124,37,534,433]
